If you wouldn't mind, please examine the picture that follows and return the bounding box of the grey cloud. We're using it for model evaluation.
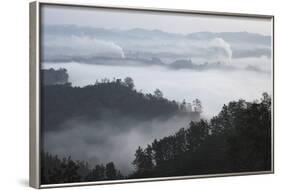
[43,115,194,175]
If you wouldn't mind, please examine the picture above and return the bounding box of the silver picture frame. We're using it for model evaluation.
[30,1,274,188]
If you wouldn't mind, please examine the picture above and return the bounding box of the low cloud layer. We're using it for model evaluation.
[42,25,271,70]
[43,115,193,174]
[42,32,271,74]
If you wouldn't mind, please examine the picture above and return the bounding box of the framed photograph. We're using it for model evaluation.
[29,1,274,188]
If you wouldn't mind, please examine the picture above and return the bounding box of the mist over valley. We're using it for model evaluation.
[40,13,272,183]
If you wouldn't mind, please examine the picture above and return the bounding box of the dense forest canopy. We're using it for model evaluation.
[131,93,271,178]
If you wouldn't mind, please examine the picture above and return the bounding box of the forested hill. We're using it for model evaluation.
[41,93,272,184]
[41,76,201,132]
[130,93,272,178]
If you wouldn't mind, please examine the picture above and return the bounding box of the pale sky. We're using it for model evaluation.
[41,4,272,36]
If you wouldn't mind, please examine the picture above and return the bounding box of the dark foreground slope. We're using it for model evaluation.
[130,93,272,178]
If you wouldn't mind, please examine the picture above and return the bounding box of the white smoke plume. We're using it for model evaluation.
[208,38,232,63]
[44,35,125,60]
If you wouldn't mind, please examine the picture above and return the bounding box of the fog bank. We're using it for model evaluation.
[43,115,193,175]
[43,62,272,118]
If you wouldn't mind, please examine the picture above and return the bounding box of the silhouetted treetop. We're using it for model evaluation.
[42,68,69,85]
[41,152,123,184]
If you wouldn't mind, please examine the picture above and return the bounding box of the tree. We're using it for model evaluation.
[193,99,203,113]
[210,104,230,135]
[261,92,271,111]
[124,77,135,89]
[186,120,209,151]
[42,68,69,85]
[154,89,163,99]
[105,162,117,180]
[85,164,106,181]
[116,78,122,84]
[93,164,106,180]
[180,99,187,112]
[48,156,81,184]
[101,78,110,83]
[133,146,154,173]
[174,128,189,154]
[62,157,81,182]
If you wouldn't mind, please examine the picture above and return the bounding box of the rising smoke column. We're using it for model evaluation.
[43,35,125,61]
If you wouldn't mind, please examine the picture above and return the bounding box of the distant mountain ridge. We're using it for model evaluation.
[42,25,271,73]
[186,31,271,45]
[43,25,271,45]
